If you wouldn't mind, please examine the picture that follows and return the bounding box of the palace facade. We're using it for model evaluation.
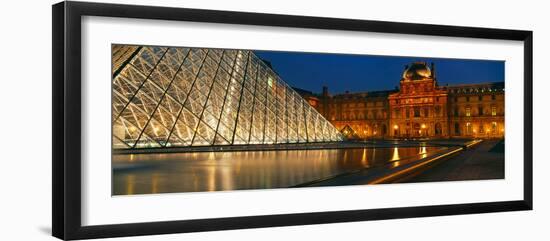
[300,62,504,139]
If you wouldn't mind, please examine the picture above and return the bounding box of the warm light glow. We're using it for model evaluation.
[419,146,427,158]
[361,148,368,167]
[421,124,426,129]
[393,125,399,130]
[391,147,400,161]
[126,175,135,195]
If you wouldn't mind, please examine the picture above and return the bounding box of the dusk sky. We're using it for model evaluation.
[254,50,504,94]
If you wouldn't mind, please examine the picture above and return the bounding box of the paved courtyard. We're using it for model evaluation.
[402,139,504,182]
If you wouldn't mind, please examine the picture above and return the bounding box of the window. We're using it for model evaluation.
[435,123,442,135]
[454,122,460,135]
[478,95,483,101]
[491,122,497,134]
[414,107,420,117]
[478,106,483,116]
[492,94,496,100]
[466,96,470,102]
[466,107,471,117]
[454,107,459,116]
[491,106,497,116]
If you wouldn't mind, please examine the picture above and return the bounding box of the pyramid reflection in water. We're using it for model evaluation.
[112,45,343,149]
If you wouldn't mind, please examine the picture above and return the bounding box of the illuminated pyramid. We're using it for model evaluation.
[112,45,343,149]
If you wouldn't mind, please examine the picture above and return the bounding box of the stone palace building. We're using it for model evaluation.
[300,61,505,139]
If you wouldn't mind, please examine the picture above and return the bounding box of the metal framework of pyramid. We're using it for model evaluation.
[112,45,343,149]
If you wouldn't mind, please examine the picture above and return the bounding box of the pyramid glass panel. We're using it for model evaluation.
[112,44,343,149]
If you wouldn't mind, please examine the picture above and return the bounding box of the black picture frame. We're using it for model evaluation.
[52,1,533,240]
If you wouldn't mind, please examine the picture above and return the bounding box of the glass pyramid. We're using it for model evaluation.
[112,45,343,149]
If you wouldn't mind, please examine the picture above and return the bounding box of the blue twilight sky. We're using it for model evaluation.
[254,50,504,94]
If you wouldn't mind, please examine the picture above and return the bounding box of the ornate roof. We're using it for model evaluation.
[402,62,432,81]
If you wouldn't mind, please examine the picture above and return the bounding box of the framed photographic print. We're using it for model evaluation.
[52,1,533,240]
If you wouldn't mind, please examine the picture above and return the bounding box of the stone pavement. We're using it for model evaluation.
[402,139,504,183]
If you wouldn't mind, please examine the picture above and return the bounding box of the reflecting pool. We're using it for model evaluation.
[113,146,445,195]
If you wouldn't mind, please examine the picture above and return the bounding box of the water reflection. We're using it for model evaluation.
[391,147,400,161]
[113,147,444,195]
[419,146,428,158]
